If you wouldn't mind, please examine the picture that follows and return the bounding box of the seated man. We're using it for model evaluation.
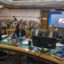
[45,24,59,38]
[31,23,45,37]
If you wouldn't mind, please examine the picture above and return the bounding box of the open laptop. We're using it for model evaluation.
[32,36,57,49]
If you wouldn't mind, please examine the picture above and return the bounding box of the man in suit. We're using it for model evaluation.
[29,23,45,62]
[45,24,59,38]
[31,23,45,37]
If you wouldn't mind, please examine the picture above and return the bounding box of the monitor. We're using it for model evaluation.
[32,36,57,49]
[48,11,64,28]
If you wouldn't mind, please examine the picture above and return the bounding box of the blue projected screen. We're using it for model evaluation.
[48,11,64,28]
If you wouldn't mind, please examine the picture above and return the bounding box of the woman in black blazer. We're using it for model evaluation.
[13,23,26,38]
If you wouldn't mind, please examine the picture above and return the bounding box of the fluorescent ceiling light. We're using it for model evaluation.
[0,5,4,8]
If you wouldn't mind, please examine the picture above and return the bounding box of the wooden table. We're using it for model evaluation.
[0,44,64,64]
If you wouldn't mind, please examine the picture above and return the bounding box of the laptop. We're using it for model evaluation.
[32,36,57,49]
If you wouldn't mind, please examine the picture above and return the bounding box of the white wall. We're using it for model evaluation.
[0,8,40,22]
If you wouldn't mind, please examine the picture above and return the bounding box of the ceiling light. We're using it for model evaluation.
[0,5,5,8]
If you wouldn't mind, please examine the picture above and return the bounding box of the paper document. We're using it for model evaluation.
[22,40,28,45]
[3,39,8,42]
[2,35,8,38]
[56,43,64,46]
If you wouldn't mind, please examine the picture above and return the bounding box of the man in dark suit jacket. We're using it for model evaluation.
[45,24,59,38]
[31,23,45,37]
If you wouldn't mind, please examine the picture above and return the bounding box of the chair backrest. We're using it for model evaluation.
[25,29,32,38]
[2,30,5,35]
[6,29,15,36]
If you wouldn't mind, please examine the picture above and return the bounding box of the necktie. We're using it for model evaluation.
[48,32,52,37]
[36,30,39,36]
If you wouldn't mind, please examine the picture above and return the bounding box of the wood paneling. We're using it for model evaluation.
[40,10,50,30]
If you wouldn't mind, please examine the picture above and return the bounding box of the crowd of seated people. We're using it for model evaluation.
[0,19,39,31]
[0,19,63,40]
[0,19,41,38]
